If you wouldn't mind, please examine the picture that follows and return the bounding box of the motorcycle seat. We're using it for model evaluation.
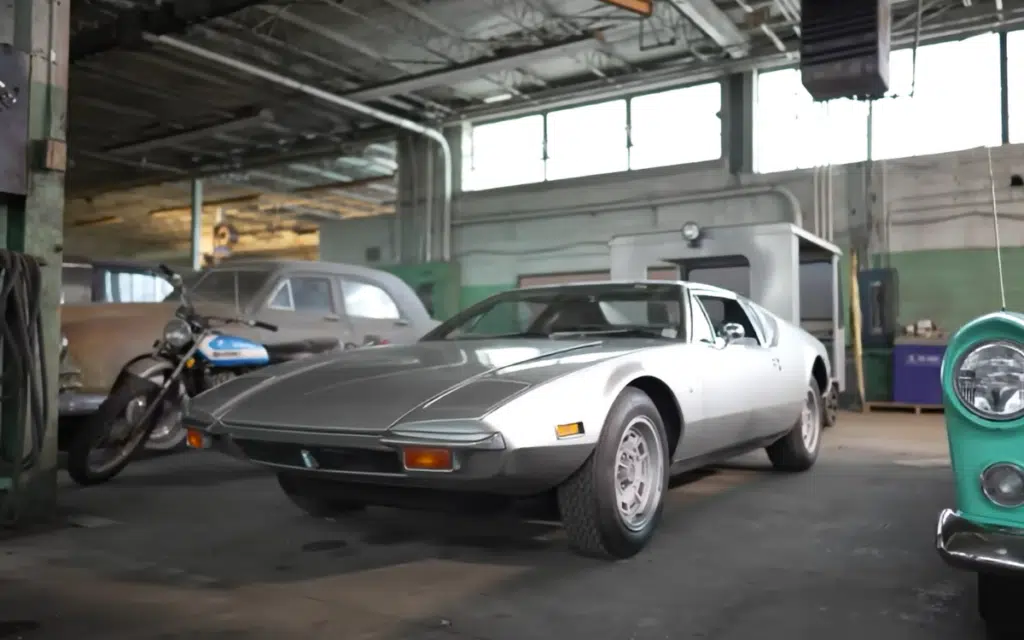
[265,338,341,362]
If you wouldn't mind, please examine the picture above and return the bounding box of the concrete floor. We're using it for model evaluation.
[0,411,982,640]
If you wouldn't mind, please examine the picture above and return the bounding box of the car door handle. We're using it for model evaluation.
[323,315,341,322]
[394,318,410,327]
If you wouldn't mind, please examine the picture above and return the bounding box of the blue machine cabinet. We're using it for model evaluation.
[892,337,947,406]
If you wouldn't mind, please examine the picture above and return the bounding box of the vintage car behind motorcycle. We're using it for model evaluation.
[66,266,292,486]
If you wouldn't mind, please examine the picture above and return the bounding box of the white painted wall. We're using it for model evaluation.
[318,143,1024,290]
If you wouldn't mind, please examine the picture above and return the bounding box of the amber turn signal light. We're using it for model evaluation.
[185,429,208,449]
[402,447,453,471]
[555,422,583,438]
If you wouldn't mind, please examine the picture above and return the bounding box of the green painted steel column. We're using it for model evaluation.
[0,0,70,523]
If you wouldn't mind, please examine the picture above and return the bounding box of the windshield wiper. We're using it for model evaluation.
[550,328,672,339]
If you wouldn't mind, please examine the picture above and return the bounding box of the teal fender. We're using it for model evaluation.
[943,311,1024,529]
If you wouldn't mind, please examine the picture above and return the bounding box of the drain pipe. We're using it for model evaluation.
[144,33,453,262]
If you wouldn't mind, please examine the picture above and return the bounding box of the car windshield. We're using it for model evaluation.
[422,283,685,341]
[163,268,270,310]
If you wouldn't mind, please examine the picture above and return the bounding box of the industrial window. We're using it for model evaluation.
[629,83,722,170]
[1009,30,1024,144]
[545,99,629,181]
[870,33,1001,160]
[462,115,545,192]
[753,68,869,173]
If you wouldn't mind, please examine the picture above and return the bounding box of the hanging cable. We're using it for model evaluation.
[909,0,924,97]
[0,250,49,526]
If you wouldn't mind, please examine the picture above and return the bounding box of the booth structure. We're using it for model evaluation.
[610,221,845,393]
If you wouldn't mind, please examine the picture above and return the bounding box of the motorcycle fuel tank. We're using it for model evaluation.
[196,335,270,367]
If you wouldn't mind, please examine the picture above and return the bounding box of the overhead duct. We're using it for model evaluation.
[143,34,453,262]
[800,0,891,101]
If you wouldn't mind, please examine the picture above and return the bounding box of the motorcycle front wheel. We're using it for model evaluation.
[66,374,169,486]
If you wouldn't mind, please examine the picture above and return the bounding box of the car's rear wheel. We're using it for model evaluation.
[557,387,669,560]
[979,572,1024,638]
[765,379,822,472]
[277,472,366,518]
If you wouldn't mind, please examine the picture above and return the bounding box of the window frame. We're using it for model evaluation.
[691,290,766,347]
[338,276,405,321]
[265,274,337,314]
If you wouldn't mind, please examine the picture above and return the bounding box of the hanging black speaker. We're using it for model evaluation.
[800,0,891,101]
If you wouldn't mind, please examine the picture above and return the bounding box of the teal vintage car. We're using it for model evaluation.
[937,311,1024,637]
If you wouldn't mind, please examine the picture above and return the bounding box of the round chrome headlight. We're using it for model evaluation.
[163,318,192,349]
[981,462,1024,507]
[953,341,1024,421]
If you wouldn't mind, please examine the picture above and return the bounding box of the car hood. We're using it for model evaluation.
[195,338,657,432]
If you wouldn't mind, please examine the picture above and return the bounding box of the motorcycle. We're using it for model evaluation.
[66,265,280,486]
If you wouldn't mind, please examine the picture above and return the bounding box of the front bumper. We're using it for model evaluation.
[58,391,107,417]
[187,420,593,497]
[937,508,1024,575]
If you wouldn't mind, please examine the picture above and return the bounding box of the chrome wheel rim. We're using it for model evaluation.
[614,416,664,532]
[800,388,822,453]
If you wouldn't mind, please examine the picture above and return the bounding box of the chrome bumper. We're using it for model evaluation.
[58,391,107,417]
[937,508,1024,575]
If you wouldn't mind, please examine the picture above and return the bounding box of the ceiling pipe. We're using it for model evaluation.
[142,33,454,262]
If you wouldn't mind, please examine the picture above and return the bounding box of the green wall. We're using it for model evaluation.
[886,247,1023,332]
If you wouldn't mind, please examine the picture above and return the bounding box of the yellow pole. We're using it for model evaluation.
[849,252,867,411]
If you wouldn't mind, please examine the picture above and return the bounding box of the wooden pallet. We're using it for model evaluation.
[864,401,944,415]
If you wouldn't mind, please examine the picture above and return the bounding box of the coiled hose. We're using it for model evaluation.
[0,250,48,526]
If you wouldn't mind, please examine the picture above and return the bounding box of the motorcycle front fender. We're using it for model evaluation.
[121,355,176,383]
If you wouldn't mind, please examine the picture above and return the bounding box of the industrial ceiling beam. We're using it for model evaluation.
[343,31,618,103]
[665,0,751,58]
[103,108,274,155]
[68,125,396,198]
[71,0,267,62]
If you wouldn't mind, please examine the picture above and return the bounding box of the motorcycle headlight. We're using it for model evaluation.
[60,334,68,360]
[163,318,192,349]
[954,341,1024,421]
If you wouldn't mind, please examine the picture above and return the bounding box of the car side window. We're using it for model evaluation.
[689,295,716,344]
[267,276,335,313]
[747,301,778,347]
[340,279,402,320]
[694,293,761,346]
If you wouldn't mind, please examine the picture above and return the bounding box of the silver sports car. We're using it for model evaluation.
[183,280,834,559]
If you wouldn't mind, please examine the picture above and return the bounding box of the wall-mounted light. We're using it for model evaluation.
[682,221,703,246]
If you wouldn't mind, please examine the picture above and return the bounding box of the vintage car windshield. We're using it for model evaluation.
[163,268,270,310]
[423,283,685,341]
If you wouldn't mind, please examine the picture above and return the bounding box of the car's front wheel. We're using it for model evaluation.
[765,379,823,472]
[979,572,1024,638]
[557,387,669,560]
[277,472,366,518]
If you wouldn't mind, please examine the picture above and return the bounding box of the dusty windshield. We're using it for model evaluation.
[423,283,685,341]
[163,268,271,310]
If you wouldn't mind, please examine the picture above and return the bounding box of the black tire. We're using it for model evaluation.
[66,378,156,486]
[979,572,1024,639]
[556,387,670,560]
[766,379,823,472]
[277,472,366,518]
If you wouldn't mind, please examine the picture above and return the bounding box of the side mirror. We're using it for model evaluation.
[720,322,745,343]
